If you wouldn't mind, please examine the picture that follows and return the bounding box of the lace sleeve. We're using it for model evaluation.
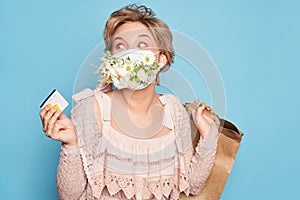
[174,99,219,196]
[188,137,218,195]
[56,91,96,200]
[188,107,219,195]
[56,144,87,200]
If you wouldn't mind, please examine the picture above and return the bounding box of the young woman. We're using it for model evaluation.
[40,4,219,200]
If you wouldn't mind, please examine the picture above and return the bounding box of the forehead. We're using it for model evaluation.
[113,22,154,40]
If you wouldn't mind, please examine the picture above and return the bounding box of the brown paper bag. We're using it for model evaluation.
[180,103,243,200]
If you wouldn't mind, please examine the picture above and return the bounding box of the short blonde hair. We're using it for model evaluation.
[104,4,174,69]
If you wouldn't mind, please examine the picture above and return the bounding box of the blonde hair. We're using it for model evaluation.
[103,4,174,69]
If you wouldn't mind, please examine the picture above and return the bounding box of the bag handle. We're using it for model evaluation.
[184,103,243,142]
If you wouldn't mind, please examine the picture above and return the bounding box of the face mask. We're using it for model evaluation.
[97,49,163,90]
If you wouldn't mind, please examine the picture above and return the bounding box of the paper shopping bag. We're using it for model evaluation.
[180,103,243,200]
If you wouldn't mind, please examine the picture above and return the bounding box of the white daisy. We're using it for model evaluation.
[137,69,148,82]
[142,51,156,64]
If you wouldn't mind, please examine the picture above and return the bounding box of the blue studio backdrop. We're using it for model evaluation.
[1,0,299,199]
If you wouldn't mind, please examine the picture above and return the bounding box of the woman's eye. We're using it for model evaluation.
[116,43,125,49]
[138,42,147,48]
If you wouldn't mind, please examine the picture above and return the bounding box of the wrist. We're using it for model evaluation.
[197,126,208,139]
[63,137,78,147]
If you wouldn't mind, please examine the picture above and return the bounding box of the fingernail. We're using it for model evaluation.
[47,104,52,108]
[56,108,61,113]
[53,104,59,110]
[200,103,205,107]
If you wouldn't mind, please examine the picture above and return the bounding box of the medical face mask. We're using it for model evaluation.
[97,49,163,90]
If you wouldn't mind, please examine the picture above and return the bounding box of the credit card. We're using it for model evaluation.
[40,89,69,112]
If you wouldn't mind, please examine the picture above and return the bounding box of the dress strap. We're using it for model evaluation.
[102,92,111,122]
[94,91,111,123]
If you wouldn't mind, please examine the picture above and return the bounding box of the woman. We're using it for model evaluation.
[40,4,219,200]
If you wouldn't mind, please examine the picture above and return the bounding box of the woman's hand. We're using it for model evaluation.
[191,99,216,139]
[39,104,78,147]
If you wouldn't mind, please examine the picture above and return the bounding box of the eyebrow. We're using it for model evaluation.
[113,34,151,41]
[137,34,151,39]
[113,37,125,41]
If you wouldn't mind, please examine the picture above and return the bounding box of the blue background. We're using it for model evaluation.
[1,0,299,199]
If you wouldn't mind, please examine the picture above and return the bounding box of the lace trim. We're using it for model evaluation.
[91,170,189,199]
[77,138,96,193]
[94,151,176,166]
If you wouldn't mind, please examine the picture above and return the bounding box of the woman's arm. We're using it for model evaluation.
[55,93,95,200]
[174,98,219,196]
[187,100,220,195]
[39,96,87,198]
[56,144,87,200]
[187,129,218,195]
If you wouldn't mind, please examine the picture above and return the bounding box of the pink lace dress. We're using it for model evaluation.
[56,89,219,200]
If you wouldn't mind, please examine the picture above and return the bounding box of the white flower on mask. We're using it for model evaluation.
[117,64,132,77]
[111,75,120,87]
[143,51,156,64]
[109,67,118,77]
[137,69,148,82]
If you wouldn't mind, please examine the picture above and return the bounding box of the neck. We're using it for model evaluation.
[120,83,157,114]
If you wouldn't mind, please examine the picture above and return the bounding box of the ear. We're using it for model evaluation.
[158,53,167,66]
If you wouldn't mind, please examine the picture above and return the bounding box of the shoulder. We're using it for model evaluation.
[162,93,189,120]
[162,93,182,106]
[162,93,187,112]
[71,88,112,117]
[163,94,192,149]
[71,88,95,118]
[72,88,94,104]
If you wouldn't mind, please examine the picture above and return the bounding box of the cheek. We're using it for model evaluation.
[111,49,118,54]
